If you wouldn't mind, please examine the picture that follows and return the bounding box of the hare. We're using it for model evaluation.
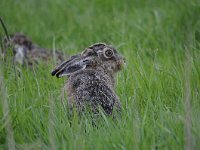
[1,33,64,66]
[51,43,125,115]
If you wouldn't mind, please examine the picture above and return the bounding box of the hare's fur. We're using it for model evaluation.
[1,33,64,66]
[52,43,125,115]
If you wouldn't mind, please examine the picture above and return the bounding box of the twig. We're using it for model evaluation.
[0,17,10,41]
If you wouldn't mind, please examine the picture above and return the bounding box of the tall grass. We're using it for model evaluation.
[0,0,200,149]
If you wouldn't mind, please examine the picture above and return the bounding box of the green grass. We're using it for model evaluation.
[0,0,200,149]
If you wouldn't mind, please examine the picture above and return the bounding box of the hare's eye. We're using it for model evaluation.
[104,49,113,58]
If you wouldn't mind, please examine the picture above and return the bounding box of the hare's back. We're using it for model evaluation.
[69,71,117,114]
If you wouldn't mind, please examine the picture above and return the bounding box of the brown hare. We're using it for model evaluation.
[1,33,64,66]
[51,43,125,115]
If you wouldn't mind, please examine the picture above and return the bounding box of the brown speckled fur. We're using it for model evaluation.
[1,33,65,66]
[51,43,125,115]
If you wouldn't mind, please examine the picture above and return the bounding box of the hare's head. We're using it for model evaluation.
[51,43,125,78]
[11,33,33,50]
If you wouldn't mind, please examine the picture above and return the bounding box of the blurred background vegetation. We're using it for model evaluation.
[0,0,200,149]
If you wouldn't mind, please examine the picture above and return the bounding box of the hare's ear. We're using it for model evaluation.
[51,55,79,76]
[55,63,86,78]
[51,55,90,78]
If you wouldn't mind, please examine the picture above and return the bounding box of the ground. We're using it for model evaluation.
[0,0,200,149]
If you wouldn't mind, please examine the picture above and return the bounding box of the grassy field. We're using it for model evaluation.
[0,0,200,149]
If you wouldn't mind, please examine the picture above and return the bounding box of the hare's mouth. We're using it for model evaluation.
[117,57,126,71]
